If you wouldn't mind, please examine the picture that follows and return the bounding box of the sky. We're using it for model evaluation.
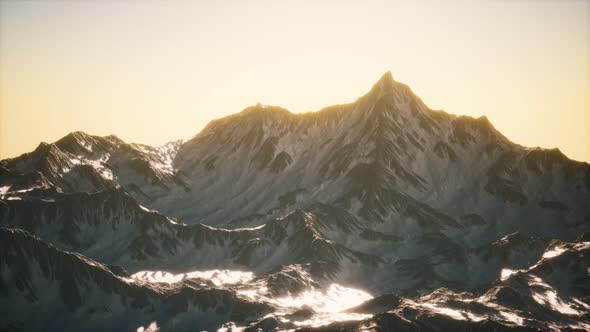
[1,0,589,162]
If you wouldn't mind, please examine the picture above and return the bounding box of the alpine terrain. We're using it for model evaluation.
[1,72,589,331]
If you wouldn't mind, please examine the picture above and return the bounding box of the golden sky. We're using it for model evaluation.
[1,0,589,161]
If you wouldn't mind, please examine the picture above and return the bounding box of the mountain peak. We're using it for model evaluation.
[365,71,396,100]
[372,71,394,90]
[377,71,394,85]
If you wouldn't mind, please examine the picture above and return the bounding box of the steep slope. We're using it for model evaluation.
[0,190,381,288]
[0,228,272,332]
[165,72,589,244]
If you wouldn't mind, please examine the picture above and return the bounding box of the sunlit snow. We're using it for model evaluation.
[0,186,10,198]
[543,246,566,259]
[273,283,372,313]
[136,321,159,332]
[130,269,254,286]
[238,283,373,327]
[421,303,485,321]
[500,268,524,281]
[529,276,584,315]
[499,310,524,325]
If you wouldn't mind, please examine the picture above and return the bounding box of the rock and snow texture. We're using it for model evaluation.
[0,72,589,331]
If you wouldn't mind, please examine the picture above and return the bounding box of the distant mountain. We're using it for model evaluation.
[1,72,589,331]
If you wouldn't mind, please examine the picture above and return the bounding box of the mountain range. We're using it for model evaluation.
[1,72,589,331]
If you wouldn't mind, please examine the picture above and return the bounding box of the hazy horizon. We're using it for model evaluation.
[1,0,589,162]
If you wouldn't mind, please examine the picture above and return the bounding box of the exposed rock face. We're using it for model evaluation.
[1,72,589,331]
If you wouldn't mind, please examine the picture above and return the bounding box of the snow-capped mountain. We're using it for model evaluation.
[1,72,589,331]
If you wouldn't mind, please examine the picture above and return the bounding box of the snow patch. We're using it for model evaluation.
[499,310,524,325]
[130,269,254,286]
[0,186,11,198]
[543,246,565,259]
[273,283,373,314]
[529,276,584,315]
[500,268,524,281]
[136,321,159,332]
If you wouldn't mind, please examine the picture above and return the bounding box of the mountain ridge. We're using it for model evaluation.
[1,72,589,331]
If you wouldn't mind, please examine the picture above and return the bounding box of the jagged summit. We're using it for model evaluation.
[379,70,394,84]
[367,70,395,96]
